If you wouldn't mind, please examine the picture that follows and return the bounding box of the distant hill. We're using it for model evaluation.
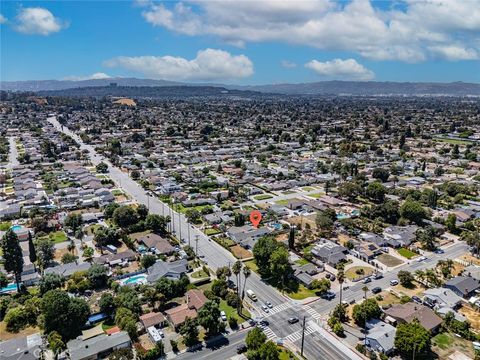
[36,85,264,99]
[2,77,479,96]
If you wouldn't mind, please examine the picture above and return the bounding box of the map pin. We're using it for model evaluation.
[250,210,262,228]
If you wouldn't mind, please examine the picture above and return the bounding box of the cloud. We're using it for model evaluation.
[104,48,253,81]
[281,60,297,68]
[14,7,67,35]
[64,73,112,81]
[139,0,480,62]
[305,58,375,81]
[0,14,7,24]
[428,45,479,61]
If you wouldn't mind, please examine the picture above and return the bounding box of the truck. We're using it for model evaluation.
[246,289,257,301]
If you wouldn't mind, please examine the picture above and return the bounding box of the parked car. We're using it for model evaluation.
[373,273,383,280]
[390,279,399,286]
[220,311,227,321]
[330,275,336,282]
[363,277,372,284]
[325,273,331,279]
[321,291,335,300]
[237,344,247,354]
[372,287,382,294]
[412,295,422,304]
[288,317,299,324]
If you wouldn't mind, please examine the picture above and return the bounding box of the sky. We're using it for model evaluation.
[1,0,479,84]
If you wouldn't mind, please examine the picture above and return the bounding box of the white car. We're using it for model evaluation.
[417,256,427,262]
[261,305,270,313]
[390,279,399,286]
[220,311,227,321]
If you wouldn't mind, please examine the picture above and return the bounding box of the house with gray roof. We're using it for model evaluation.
[311,240,348,267]
[146,258,189,283]
[365,319,396,355]
[67,331,131,360]
[444,276,480,298]
[0,333,42,360]
[383,225,418,248]
[44,262,91,278]
[423,288,463,309]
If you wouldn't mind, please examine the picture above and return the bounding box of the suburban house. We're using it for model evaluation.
[423,288,463,310]
[311,240,348,267]
[365,319,396,355]
[384,303,443,333]
[136,233,175,255]
[44,262,91,278]
[227,225,271,249]
[292,263,322,288]
[444,276,480,298]
[164,289,208,330]
[67,331,131,360]
[139,311,167,330]
[382,225,418,248]
[0,333,42,360]
[146,258,189,283]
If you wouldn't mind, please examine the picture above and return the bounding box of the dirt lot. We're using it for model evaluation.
[460,254,480,266]
[377,253,404,267]
[0,323,39,341]
[287,214,317,230]
[459,305,480,331]
[432,332,474,359]
[54,247,78,262]
[230,245,252,259]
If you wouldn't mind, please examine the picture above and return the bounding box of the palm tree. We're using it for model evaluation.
[232,260,242,314]
[465,231,480,257]
[242,267,251,301]
[337,263,345,306]
[415,269,425,286]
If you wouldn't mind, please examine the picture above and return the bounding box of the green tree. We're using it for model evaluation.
[257,341,280,360]
[416,226,438,251]
[95,162,109,173]
[145,214,167,233]
[1,230,24,291]
[288,226,295,250]
[64,213,83,233]
[269,246,293,292]
[83,247,94,262]
[215,266,231,280]
[0,271,8,288]
[40,273,66,295]
[61,252,78,264]
[372,168,390,182]
[87,264,109,288]
[394,319,431,358]
[211,279,228,299]
[48,331,65,359]
[446,213,457,233]
[398,270,415,288]
[36,237,55,270]
[99,292,115,315]
[252,236,277,276]
[180,317,199,347]
[338,181,362,201]
[400,199,428,225]
[136,204,149,221]
[42,289,90,340]
[246,327,267,350]
[104,203,120,219]
[311,278,331,295]
[141,254,157,269]
[352,298,381,326]
[366,182,386,203]
[112,206,138,229]
[197,300,221,335]
[28,232,37,267]
[316,212,334,233]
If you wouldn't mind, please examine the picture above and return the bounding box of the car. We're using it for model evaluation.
[330,275,336,282]
[261,305,269,313]
[363,277,372,284]
[248,319,257,326]
[349,299,356,305]
[390,279,399,286]
[325,273,331,279]
[412,295,422,304]
[259,319,269,327]
[321,291,335,300]
[417,256,427,262]
[237,344,247,354]
[343,286,350,291]
[227,280,237,289]
[288,317,299,324]
[373,273,383,280]
[435,249,445,254]
[265,301,273,308]
[372,287,382,294]
[220,310,227,321]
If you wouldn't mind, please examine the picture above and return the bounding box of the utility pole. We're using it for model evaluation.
[187,222,191,246]
[178,209,182,241]
[300,316,306,358]
[171,202,175,234]
[362,286,368,347]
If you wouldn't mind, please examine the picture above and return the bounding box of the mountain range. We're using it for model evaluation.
[2,78,480,96]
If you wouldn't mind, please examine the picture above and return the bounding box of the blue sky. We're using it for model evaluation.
[1,0,479,84]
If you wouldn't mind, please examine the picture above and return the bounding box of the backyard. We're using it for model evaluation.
[432,332,474,359]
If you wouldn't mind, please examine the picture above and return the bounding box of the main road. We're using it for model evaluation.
[48,116,358,360]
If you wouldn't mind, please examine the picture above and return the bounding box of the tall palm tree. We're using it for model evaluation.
[232,260,242,314]
[337,263,345,306]
[242,267,251,301]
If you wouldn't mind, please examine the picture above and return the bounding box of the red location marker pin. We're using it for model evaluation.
[250,210,262,228]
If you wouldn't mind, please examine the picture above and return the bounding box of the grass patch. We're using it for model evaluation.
[41,231,68,244]
[397,248,417,259]
[275,199,290,206]
[432,333,455,350]
[302,187,315,192]
[434,137,473,145]
[244,260,259,273]
[85,224,103,236]
[295,258,310,266]
[213,237,235,248]
[111,189,124,196]
[278,347,299,360]
[377,254,404,267]
[204,228,222,236]
[282,190,296,195]
[308,192,323,199]
[0,222,12,231]
[253,194,273,201]
[345,266,375,281]
[191,269,210,279]
[286,284,317,300]
[219,299,251,322]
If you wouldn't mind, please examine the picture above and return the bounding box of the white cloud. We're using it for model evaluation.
[281,60,297,68]
[104,48,253,81]
[64,73,112,81]
[14,7,67,35]
[305,58,375,81]
[0,14,7,24]
[428,45,479,61]
[140,0,480,62]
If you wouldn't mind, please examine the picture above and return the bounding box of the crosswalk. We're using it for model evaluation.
[262,326,278,341]
[260,302,293,317]
[284,324,316,343]
[304,305,322,321]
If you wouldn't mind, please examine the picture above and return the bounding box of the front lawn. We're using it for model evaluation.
[191,269,210,279]
[295,258,310,266]
[204,228,222,236]
[253,194,273,201]
[286,284,317,300]
[397,248,417,259]
[219,299,251,322]
[275,199,290,206]
[244,260,259,273]
[308,192,323,199]
[345,266,375,281]
[278,347,299,360]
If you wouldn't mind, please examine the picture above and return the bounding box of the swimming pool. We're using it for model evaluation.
[0,283,18,294]
[121,274,148,286]
[10,225,24,231]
